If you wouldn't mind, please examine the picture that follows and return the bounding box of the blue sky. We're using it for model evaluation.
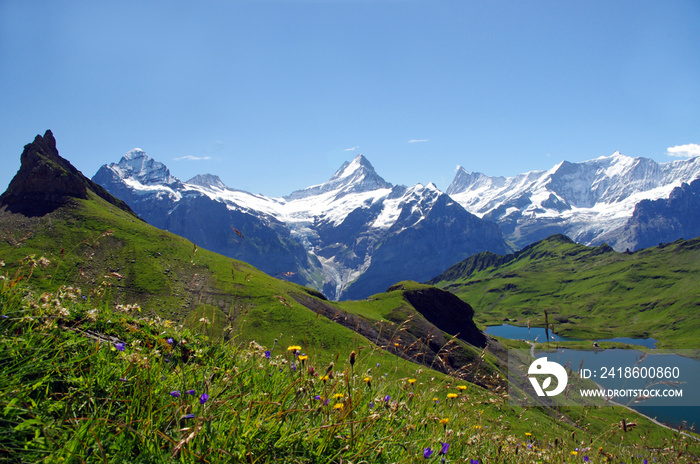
[1,0,699,197]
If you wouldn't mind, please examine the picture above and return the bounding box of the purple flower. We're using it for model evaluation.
[470,460,479,464]
[314,395,321,400]
[291,363,297,371]
[186,389,196,396]
[264,350,271,359]
[166,338,174,345]
[584,457,590,462]
[323,399,330,406]
[199,393,209,404]
[170,390,180,398]
[115,342,126,351]
[183,413,195,419]
[368,402,374,408]
[119,377,128,382]
[439,442,449,455]
[0,315,8,319]
[384,395,391,402]
[423,447,433,459]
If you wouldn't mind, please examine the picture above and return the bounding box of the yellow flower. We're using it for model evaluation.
[320,375,329,382]
[570,451,578,456]
[333,403,344,409]
[525,432,532,436]
[456,385,467,390]
[447,393,458,399]
[432,397,439,402]
[287,345,301,352]
[408,378,417,384]
[298,355,308,361]
[363,376,371,382]
[439,418,449,425]
[474,425,482,429]
[333,393,344,399]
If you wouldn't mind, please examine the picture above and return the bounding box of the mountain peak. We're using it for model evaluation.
[111,149,181,187]
[186,174,227,190]
[285,154,392,200]
[0,130,138,217]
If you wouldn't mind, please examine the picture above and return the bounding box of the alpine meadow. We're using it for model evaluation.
[1,131,698,463]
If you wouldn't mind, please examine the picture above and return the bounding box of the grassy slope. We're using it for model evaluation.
[429,234,700,348]
[1,196,698,461]
[2,279,697,463]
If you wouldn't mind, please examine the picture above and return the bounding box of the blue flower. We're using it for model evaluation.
[186,389,196,396]
[170,390,180,398]
[166,338,174,345]
[183,414,195,419]
[264,350,271,359]
[115,342,126,351]
[199,393,209,404]
[439,442,449,455]
[423,447,433,459]
[384,395,391,402]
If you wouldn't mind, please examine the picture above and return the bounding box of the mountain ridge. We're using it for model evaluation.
[94,152,512,300]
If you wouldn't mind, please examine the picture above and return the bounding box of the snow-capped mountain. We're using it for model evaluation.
[93,153,511,300]
[446,153,700,250]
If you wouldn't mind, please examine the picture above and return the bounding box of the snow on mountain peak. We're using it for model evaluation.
[187,174,227,190]
[285,154,392,200]
[110,149,181,187]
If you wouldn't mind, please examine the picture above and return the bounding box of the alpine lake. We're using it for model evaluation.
[486,324,700,431]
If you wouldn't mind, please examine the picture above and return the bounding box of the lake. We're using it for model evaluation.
[488,325,698,429]
[485,323,658,348]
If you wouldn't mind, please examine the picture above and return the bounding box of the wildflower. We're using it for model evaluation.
[423,447,433,459]
[183,414,195,419]
[115,342,126,352]
[525,432,532,436]
[287,345,301,352]
[474,425,482,429]
[298,354,308,363]
[384,395,391,402]
[363,376,371,387]
[584,457,590,462]
[166,338,174,345]
[264,350,271,359]
[170,390,181,398]
[470,460,479,464]
[433,397,440,404]
[333,393,344,399]
[439,442,449,455]
[199,393,209,404]
[0,315,7,319]
[439,418,449,426]
[333,403,344,410]
[290,363,297,372]
[119,377,128,382]
[314,395,322,400]
[369,402,374,408]
[320,374,329,382]
[349,350,356,367]
[456,385,467,390]
[186,389,196,396]
[570,450,578,456]
[447,393,458,399]
[408,378,417,384]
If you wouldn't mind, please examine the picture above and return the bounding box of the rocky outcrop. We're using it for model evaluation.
[0,130,137,217]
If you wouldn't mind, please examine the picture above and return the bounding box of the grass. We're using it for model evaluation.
[1,270,699,463]
[429,235,700,349]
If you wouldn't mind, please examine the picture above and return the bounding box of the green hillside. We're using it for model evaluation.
[1,133,698,462]
[428,234,700,348]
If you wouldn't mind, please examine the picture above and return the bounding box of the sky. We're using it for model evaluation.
[1,0,699,198]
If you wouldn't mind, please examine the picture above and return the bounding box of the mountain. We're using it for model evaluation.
[0,130,492,380]
[94,152,512,300]
[447,152,700,250]
[428,234,700,348]
[0,130,136,218]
